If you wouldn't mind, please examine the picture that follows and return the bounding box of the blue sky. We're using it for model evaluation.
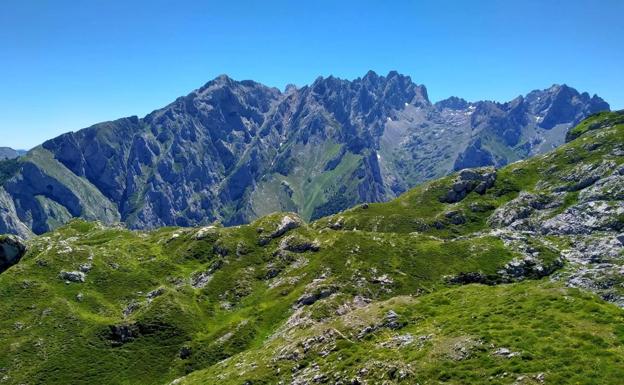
[1,0,622,149]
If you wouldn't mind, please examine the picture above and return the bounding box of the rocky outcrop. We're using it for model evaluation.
[440,167,497,203]
[107,324,140,346]
[59,270,86,283]
[498,256,564,281]
[0,235,27,274]
[541,201,624,235]
[259,215,303,245]
[488,192,562,229]
[448,255,563,285]
[277,235,320,253]
[295,286,337,308]
[483,155,624,306]
[190,260,223,288]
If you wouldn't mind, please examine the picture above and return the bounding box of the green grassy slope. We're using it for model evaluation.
[0,112,622,385]
[0,216,521,385]
[314,111,624,238]
[183,282,624,385]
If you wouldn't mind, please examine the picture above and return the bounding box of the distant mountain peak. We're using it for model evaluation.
[435,96,470,110]
[0,147,22,160]
[0,72,610,237]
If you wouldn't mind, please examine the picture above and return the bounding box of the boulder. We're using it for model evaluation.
[278,235,320,253]
[59,271,86,283]
[146,287,165,302]
[328,217,344,230]
[493,347,520,358]
[259,214,303,245]
[271,215,302,238]
[107,324,140,346]
[294,286,336,308]
[384,310,405,329]
[440,167,496,203]
[0,235,27,274]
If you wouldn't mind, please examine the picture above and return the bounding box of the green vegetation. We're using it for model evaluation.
[0,158,20,185]
[566,110,624,142]
[0,113,623,384]
[183,282,624,385]
[250,141,369,221]
[314,112,624,238]
[0,216,523,385]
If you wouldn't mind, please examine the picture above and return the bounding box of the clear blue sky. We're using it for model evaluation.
[1,0,622,149]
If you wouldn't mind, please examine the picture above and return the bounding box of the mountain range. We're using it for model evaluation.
[0,110,622,385]
[0,71,610,237]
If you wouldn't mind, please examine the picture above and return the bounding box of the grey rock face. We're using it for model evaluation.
[498,255,563,281]
[541,201,624,235]
[453,139,497,170]
[488,192,562,229]
[484,158,624,306]
[0,188,32,239]
[525,84,609,130]
[555,160,615,192]
[270,215,302,239]
[295,286,336,308]
[0,72,610,236]
[579,173,624,202]
[440,167,497,203]
[259,214,303,245]
[278,235,320,253]
[59,270,86,283]
[0,235,27,274]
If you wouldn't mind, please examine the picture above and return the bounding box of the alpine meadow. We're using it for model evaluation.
[1,1,623,385]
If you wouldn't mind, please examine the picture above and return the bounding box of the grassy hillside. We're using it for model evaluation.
[0,111,623,385]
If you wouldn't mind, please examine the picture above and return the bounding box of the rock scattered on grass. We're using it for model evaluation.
[59,271,85,283]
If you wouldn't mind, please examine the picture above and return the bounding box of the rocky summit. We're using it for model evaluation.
[0,72,610,237]
[0,111,622,384]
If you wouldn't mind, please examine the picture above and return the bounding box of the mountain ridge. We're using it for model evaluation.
[0,71,610,237]
[0,111,622,385]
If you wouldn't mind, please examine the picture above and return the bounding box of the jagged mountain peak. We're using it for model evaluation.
[0,73,610,237]
[531,85,608,129]
[307,71,429,105]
